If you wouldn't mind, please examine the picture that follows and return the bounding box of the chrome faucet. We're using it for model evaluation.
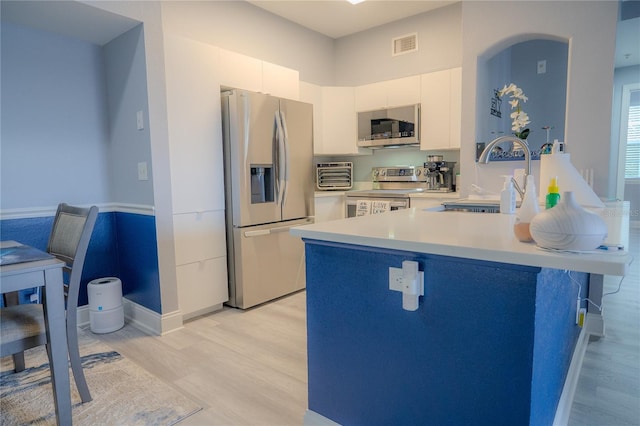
[478,135,531,199]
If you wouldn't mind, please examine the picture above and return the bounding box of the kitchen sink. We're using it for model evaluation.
[440,199,502,213]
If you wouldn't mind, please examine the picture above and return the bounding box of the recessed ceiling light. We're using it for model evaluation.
[347,0,366,4]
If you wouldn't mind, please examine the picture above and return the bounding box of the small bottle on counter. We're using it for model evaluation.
[500,175,516,214]
[545,177,560,209]
[514,175,540,242]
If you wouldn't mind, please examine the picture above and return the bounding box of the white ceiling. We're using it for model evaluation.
[246,0,456,39]
[1,0,638,67]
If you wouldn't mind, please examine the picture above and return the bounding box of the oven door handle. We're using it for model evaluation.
[345,199,409,208]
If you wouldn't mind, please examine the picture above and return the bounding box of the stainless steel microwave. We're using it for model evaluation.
[357,104,420,148]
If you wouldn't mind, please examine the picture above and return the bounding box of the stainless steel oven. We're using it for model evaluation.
[344,165,453,218]
[345,190,411,218]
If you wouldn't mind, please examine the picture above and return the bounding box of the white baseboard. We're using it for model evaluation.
[553,313,599,425]
[77,297,184,336]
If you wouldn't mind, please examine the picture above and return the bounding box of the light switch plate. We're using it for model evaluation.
[537,60,547,74]
[136,110,144,130]
[138,162,148,181]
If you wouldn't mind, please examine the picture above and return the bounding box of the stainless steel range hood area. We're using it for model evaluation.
[357,104,420,148]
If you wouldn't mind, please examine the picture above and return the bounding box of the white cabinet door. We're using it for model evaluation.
[420,68,462,151]
[299,82,323,155]
[449,67,462,149]
[219,49,299,99]
[355,76,420,111]
[177,257,229,319]
[218,49,262,92]
[173,211,227,266]
[320,86,360,155]
[387,75,421,108]
[314,194,346,222]
[421,70,451,151]
[355,81,387,111]
[164,35,225,214]
[262,61,299,100]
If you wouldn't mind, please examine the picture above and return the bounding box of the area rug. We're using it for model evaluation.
[0,331,201,425]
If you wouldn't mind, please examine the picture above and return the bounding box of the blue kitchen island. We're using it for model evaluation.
[291,207,631,426]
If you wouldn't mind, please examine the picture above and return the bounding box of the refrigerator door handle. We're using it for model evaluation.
[244,229,271,237]
[269,218,313,234]
[279,110,290,208]
[274,111,286,206]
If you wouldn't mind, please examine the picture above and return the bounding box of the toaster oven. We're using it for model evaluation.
[316,162,353,190]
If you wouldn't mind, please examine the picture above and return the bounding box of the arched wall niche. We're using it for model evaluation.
[476,34,569,161]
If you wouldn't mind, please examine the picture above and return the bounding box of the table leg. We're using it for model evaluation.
[43,267,72,425]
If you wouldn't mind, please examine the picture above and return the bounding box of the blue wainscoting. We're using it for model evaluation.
[1,211,161,313]
[304,239,586,426]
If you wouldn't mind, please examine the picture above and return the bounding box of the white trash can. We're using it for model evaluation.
[88,277,124,334]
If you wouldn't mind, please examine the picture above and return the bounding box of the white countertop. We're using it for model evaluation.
[314,190,460,199]
[291,206,632,277]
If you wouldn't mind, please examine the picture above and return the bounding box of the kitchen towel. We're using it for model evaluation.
[539,152,604,208]
[356,200,371,216]
[372,201,391,214]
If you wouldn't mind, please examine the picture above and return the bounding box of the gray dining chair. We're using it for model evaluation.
[0,203,98,403]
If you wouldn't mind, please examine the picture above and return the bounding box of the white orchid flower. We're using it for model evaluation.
[500,83,531,137]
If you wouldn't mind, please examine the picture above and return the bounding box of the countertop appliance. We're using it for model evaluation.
[316,162,353,190]
[221,89,314,309]
[357,104,420,148]
[345,165,452,218]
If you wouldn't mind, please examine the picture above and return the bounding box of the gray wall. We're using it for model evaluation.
[333,2,462,86]
[0,21,110,209]
[160,1,335,86]
[103,24,154,207]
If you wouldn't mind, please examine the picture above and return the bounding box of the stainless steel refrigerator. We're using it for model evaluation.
[221,89,314,309]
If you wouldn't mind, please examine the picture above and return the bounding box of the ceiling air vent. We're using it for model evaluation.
[392,33,418,57]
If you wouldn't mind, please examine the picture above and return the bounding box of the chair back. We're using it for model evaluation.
[46,203,98,311]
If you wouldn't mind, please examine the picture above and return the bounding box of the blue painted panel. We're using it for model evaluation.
[530,269,587,425]
[304,239,581,425]
[1,211,160,314]
[0,213,120,307]
[114,212,161,313]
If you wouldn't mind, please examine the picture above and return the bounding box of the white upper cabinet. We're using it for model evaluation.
[355,81,387,111]
[355,75,421,111]
[302,83,361,155]
[219,49,299,99]
[219,49,262,93]
[449,67,462,149]
[387,75,421,108]
[320,86,362,155]
[420,67,462,151]
[164,34,224,214]
[262,61,299,99]
[299,82,324,155]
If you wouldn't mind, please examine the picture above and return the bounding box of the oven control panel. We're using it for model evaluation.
[372,166,427,182]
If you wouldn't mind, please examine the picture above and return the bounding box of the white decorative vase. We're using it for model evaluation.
[530,191,607,251]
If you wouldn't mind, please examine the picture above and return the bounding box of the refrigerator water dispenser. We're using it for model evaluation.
[251,166,273,203]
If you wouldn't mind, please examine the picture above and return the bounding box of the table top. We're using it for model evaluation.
[0,241,63,287]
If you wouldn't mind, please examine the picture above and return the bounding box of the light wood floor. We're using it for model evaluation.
[91,229,639,426]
